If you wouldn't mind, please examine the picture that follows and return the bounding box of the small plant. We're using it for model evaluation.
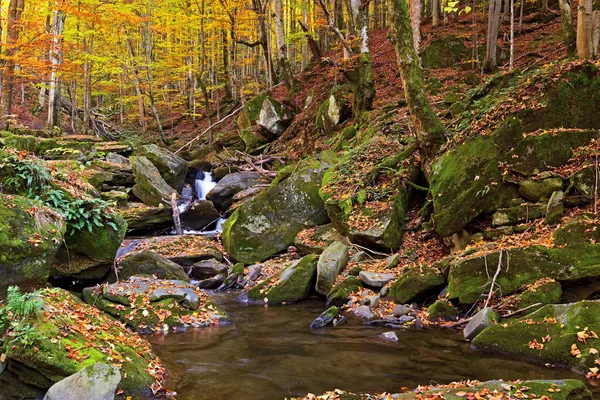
[0,286,44,348]
[0,154,50,197]
[476,184,491,197]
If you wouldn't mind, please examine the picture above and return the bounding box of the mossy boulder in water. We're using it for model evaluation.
[83,276,230,333]
[0,287,165,396]
[118,250,189,281]
[473,301,600,375]
[131,156,175,206]
[222,156,332,263]
[389,264,447,304]
[0,194,65,287]
[137,144,188,192]
[247,254,318,304]
[326,276,364,307]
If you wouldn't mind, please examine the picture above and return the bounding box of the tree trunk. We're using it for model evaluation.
[388,0,446,170]
[274,0,297,93]
[593,10,600,57]
[122,25,147,132]
[484,0,502,71]
[47,9,65,130]
[410,0,422,52]
[1,0,25,130]
[432,0,440,26]
[558,0,577,57]
[576,0,593,58]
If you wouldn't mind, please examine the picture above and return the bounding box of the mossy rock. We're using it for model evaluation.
[396,379,591,400]
[120,203,173,231]
[428,300,458,322]
[131,156,175,206]
[421,35,468,69]
[473,301,600,375]
[247,254,318,304]
[315,91,351,134]
[240,128,270,154]
[389,264,446,304]
[293,224,348,255]
[518,279,562,309]
[237,92,269,132]
[222,156,333,263]
[0,288,162,396]
[0,194,65,287]
[118,250,189,281]
[326,276,364,308]
[137,144,188,192]
[518,177,564,202]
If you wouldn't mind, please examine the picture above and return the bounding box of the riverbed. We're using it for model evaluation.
[148,291,600,399]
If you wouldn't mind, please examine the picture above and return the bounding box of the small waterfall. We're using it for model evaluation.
[195,171,217,200]
[215,218,226,232]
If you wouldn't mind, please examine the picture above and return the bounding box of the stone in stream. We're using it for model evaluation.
[389,263,447,304]
[326,276,364,308]
[206,172,268,211]
[120,203,173,230]
[131,155,176,206]
[137,144,188,192]
[315,241,350,295]
[350,305,376,320]
[359,271,395,288]
[180,200,221,231]
[217,273,240,291]
[463,307,498,341]
[392,304,413,317]
[190,259,229,280]
[428,300,458,322]
[197,274,226,289]
[118,250,189,281]
[380,332,399,342]
[43,363,121,400]
[309,306,339,328]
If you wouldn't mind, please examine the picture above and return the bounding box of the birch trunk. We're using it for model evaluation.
[47,9,65,130]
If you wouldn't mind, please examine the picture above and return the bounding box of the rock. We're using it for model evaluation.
[315,242,350,295]
[106,152,130,167]
[392,304,413,317]
[384,254,400,269]
[0,194,65,286]
[428,300,458,322]
[180,200,221,230]
[247,254,318,304]
[367,295,380,308]
[545,190,564,224]
[359,271,395,288]
[350,305,376,320]
[131,156,175,206]
[473,301,600,375]
[101,190,128,208]
[43,363,121,400]
[398,315,415,324]
[0,288,162,395]
[518,279,562,309]
[573,166,597,200]
[222,155,333,263]
[379,286,388,297]
[421,35,468,69]
[315,92,351,133]
[118,251,189,281]
[217,273,240,291]
[248,264,262,281]
[326,277,363,308]
[137,144,188,192]
[206,172,267,211]
[190,259,228,280]
[257,97,294,137]
[118,235,223,266]
[491,203,546,226]
[309,306,338,328]
[518,177,563,202]
[380,332,398,342]
[120,203,172,230]
[228,186,264,213]
[84,276,230,333]
[197,274,225,289]
[395,380,591,399]
[293,223,348,255]
[389,264,447,304]
[350,251,367,263]
[237,92,268,132]
[463,307,498,340]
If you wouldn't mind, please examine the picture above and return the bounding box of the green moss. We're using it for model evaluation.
[390,265,446,304]
[518,280,562,309]
[421,35,468,69]
[230,262,245,276]
[428,300,458,322]
[326,277,363,307]
[237,92,268,132]
[65,213,127,262]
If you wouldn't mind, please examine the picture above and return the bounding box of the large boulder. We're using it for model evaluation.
[206,172,268,211]
[315,91,351,134]
[315,242,349,295]
[257,97,294,137]
[137,144,188,192]
[222,156,333,263]
[421,35,468,69]
[294,224,348,255]
[83,276,230,333]
[473,301,600,375]
[117,235,223,266]
[389,264,447,304]
[237,92,268,132]
[131,156,175,206]
[118,250,189,281]
[0,287,164,396]
[120,203,172,231]
[247,254,318,304]
[0,194,65,287]
[43,363,120,400]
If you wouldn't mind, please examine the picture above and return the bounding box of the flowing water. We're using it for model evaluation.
[195,171,217,201]
[148,292,600,400]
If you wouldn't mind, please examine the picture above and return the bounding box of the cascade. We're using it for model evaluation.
[195,171,217,200]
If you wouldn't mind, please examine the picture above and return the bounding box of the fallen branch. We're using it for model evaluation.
[175,106,243,154]
[483,250,503,309]
[348,241,391,257]
[501,302,543,318]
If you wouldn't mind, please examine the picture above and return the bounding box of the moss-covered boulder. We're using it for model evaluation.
[294,224,348,255]
[0,194,65,287]
[315,241,349,295]
[237,92,268,132]
[315,91,351,134]
[326,276,363,308]
[518,279,562,309]
[473,301,600,376]
[389,264,447,304]
[131,156,175,206]
[222,156,333,264]
[0,287,165,396]
[519,177,564,202]
[421,35,468,69]
[120,203,173,231]
[247,254,318,304]
[83,276,230,333]
[118,250,189,281]
[256,96,294,137]
[137,144,188,192]
[396,380,591,400]
[206,171,268,211]
[428,300,458,322]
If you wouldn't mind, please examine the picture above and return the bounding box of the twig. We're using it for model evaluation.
[175,106,243,154]
[522,45,566,73]
[405,181,429,191]
[483,250,503,309]
[348,241,390,257]
[501,302,543,318]
[446,316,473,328]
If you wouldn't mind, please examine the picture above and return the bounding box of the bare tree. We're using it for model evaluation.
[47,8,65,130]
[558,0,577,57]
[1,0,25,130]
[484,0,502,71]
